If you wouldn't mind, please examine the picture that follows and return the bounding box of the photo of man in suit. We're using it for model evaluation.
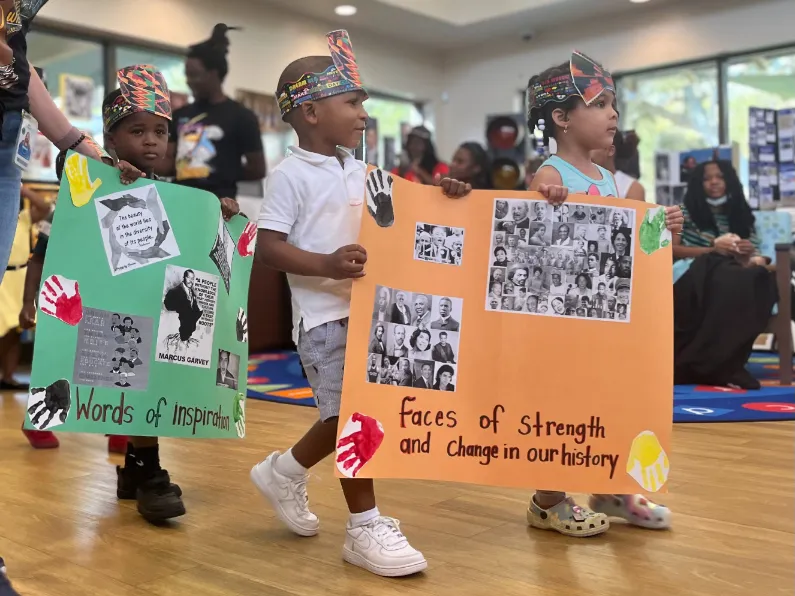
[163,269,203,343]
[431,297,459,331]
[216,349,237,389]
[390,325,409,358]
[390,290,411,325]
[413,361,434,389]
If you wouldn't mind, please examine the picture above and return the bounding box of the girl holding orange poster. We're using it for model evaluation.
[524,51,684,537]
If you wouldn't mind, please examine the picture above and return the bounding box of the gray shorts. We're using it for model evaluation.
[297,318,348,422]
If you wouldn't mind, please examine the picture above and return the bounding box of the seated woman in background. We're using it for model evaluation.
[672,160,777,389]
[449,142,492,189]
[392,126,448,184]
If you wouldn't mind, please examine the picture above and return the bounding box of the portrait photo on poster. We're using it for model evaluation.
[73,308,153,390]
[27,379,71,431]
[368,285,462,392]
[209,212,235,293]
[414,222,465,266]
[155,265,219,368]
[216,349,240,390]
[94,184,180,276]
[486,198,635,322]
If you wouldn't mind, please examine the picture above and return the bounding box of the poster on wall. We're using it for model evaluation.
[24,155,253,439]
[336,170,673,494]
[235,89,296,172]
[365,117,379,167]
[749,107,779,209]
[654,145,735,206]
[777,108,795,206]
[60,74,95,120]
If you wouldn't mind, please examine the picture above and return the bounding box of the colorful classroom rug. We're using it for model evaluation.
[247,352,795,422]
[247,351,314,407]
[673,354,795,422]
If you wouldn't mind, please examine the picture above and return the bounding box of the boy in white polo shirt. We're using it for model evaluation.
[252,31,470,577]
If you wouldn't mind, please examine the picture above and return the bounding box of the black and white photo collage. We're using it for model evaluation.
[487,199,635,321]
[414,222,465,266]
[369,286,463,392]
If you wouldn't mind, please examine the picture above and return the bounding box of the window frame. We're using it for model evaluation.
[31,19,426,118]
[614,41,795,145]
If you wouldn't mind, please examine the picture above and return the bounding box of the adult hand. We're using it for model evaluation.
[735,239,755,255]
[713,233,740,256]
[322,244,367,280]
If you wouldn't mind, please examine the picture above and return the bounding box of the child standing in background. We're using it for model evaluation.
[18,147,130,454]
[253,30,471,577]
[525,51,684,537]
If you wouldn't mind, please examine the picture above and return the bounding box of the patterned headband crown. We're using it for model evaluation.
[527,51,615,124]
[103,64,172,131]
[277,29,367,117]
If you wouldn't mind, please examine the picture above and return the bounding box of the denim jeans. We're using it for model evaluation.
[0,110,23,285]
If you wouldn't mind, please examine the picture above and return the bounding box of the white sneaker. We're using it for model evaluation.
[343,516,427,577]
[250,451,319,537]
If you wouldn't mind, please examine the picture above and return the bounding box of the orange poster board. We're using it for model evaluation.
[336,171,673,495]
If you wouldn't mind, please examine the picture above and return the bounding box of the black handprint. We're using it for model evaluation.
[366,169,395,228]
[236,307,248,343]
[27,379,71,430]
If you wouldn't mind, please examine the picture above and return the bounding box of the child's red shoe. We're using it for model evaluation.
[107,435,128,454]
[22,427,60,449]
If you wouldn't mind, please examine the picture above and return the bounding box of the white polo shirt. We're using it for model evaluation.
[257,146,366,342]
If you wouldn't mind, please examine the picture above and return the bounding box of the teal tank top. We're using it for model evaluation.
[539,155,618,197]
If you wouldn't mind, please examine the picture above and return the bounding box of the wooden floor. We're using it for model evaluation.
[1,390,793,596]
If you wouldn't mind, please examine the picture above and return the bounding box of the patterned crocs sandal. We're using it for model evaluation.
[527,496,609,537]
[589,494,671,530]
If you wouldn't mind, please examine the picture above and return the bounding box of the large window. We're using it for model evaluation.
[617,45,795,199]
[726,48,795,188]
[115,46,189,95]
[363,96,424,169]
[618,62,720,196]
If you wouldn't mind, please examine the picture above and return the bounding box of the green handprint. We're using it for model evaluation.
[639,207,671,255]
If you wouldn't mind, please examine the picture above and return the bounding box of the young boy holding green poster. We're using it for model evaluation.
[97,65,192,523]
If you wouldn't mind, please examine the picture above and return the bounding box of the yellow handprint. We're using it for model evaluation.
[626,430,670,492]
[65,153,102,207]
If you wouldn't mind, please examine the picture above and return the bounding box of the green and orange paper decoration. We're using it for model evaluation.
[103,64,172,132]
[277,29,367,117]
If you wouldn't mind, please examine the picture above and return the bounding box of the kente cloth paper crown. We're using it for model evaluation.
[527,50,615,119]
[277,29,367,117]
[103,64,172,132]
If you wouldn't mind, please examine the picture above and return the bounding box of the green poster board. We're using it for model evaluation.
[23,153,255,439]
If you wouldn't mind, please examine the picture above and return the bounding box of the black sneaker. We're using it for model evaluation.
[0,558,21,596]
[116,465,182,499]
[136,469,186,523]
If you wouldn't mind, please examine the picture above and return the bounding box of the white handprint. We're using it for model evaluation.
[236,308,248,343]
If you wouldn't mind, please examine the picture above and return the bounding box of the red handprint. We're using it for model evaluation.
[336,412,384,478]
[39,275,83,326]
[237,222,257,257]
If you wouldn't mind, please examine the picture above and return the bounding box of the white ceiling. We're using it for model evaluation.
[260,0,676,50]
